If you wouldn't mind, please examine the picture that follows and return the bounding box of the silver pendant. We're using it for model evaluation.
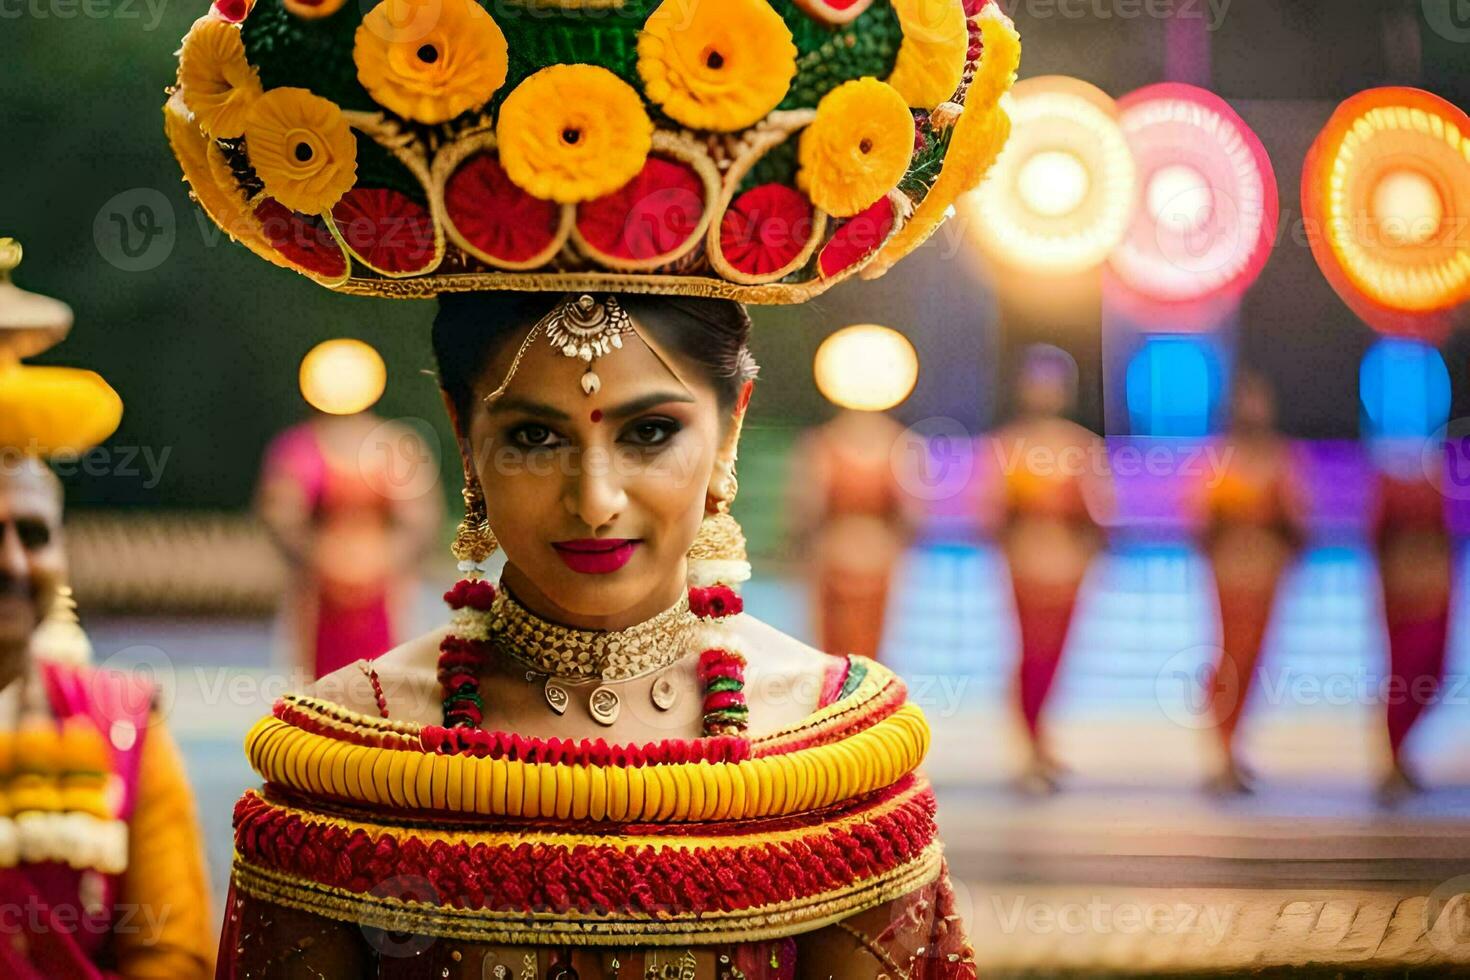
[651,673,678,712]
[589,686,620,726]
[545,680,570,715]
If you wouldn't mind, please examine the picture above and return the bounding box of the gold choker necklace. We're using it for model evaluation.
[485,588,700,725]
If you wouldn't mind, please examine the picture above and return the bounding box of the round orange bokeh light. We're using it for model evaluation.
[1302,87,1470,341]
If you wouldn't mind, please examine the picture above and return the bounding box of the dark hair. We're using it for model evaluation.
[432,292,759,426]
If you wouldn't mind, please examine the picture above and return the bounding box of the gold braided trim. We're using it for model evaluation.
[240,773,931,850]
[231,843,944,947]
[246,702,930,822]
[329,266,872,305]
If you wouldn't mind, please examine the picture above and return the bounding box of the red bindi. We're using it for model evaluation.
[590,409,604,423]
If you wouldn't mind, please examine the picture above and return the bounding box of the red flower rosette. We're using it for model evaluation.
[689,585,744,620]
[818,194,898,278]
[575,156,709,267]
[440,151,571,269]
[329,187,441,276]
[254,199,350,285]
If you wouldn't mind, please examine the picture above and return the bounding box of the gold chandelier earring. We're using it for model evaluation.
[688,410,752,590]
[452,463,498,579]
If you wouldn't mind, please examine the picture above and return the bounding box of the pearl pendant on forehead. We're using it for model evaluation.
[542,294,631,398]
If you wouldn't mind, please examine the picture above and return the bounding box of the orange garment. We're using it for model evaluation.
[798,414,912,660]
[994,421,1105,743]
[1201,442,1300,748]
[115,717,215,979]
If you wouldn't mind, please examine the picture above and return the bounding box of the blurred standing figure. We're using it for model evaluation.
[0,240,212,977]
[791,411,919,660]
[790,326,922,660]
[1196,373,1305,794]
[257,340,442,679]
[990,346,1110,792]
[1372,445,1451,798]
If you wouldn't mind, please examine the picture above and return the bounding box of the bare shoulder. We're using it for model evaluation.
[309,626,450,726]
[726,614,844,736]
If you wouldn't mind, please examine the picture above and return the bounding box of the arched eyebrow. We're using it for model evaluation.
[485,396,572,421]
[603,391,696,422]
[486,392,694,422]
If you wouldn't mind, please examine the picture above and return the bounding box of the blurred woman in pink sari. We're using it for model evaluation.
[257,341,441,678]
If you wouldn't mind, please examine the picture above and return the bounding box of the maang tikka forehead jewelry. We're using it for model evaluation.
[485,294,634,402]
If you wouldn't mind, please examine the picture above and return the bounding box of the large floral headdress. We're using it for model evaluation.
[165,0,1019,303]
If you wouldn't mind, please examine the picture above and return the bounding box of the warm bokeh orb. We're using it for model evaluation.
[298,338,387,415]
[813,324,919,412]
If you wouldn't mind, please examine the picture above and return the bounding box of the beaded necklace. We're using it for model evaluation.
[438,580,749,737]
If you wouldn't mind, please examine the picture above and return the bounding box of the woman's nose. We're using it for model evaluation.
[563,447,627,530]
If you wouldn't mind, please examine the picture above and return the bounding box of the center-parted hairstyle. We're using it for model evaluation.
[432,293,759,425]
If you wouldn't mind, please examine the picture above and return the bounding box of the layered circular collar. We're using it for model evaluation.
[475,585,699,683]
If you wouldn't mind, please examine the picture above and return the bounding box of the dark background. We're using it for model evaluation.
[2,0,1466,510]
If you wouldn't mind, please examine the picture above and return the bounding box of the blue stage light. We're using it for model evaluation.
[1125,337,1219,437]
[1359,338,1450,440]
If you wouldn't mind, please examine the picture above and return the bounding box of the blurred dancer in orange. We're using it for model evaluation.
[990,346,1110,791]
[1373,444,1451,798]
[790,326,921,660]
[257,340,442,679]
[1197,373,1306,793]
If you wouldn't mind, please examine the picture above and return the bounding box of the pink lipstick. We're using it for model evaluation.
[553,538,639,574]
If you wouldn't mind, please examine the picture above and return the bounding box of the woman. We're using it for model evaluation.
[164,0,1021,972]
[1197,373,1305,794]
[790,409,918,661]
[218,293,975,976]
[1373,450,1451,798]
[990,346,1110,792]
[257,407,441,679]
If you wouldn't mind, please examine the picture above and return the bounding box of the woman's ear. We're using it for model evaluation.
[709,381,754,510]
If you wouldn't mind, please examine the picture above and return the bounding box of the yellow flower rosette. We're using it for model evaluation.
[798,77,916,217]
[886,0,970,109]
[178,16,263,139]
[354,0,509,125]
[637,0,799,132]
[496,65,654,205]
[243,87,359,215]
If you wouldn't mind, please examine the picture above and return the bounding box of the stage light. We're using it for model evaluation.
[966,76,1136,274]
[1358,337,1450,441]
[1125,336,1219,437]
[299,338,387,416]
[1110,84,1278,306]
[1016,150,1091,218]
[1303,87,1470,341]
[813,324,919,413]
[1371,169,1444,247]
